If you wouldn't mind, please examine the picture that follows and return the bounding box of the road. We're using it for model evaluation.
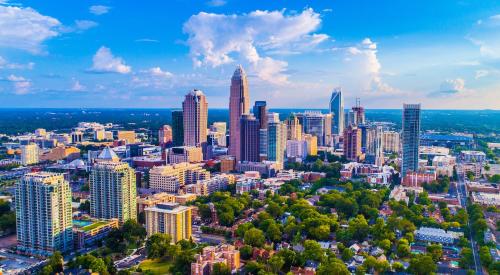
[456,175,482,275]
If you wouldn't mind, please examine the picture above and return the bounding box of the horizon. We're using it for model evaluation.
[0,1,499,109]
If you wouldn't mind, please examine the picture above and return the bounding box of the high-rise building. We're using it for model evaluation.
[229,65,250,161]
[209,122,227,147]
[303,134,318,156]
[210,122,227,135]
[159,125,173,148]
[90,148,137,223]
[366,125,385,166]
[297,111,330,146]
[402,104,421,177]
[145,203,192,243]
[183,89,208,147]
[329,88,345,135]
[352,98,366,125]
[253,101,267,129]
[34,128,47,137]
[149,163,210,193]
[171,110,184,147]
[383,131,400,153]
[20,143,39,165]
[343,125,362,161]
[286,114,302,141]
[15,172,73,256]
[259,129,268,160]
[286,140,308,159]
[324,113,333,147]
[267,122,287,163]
[167,146,203,164]
[240,114,260,162]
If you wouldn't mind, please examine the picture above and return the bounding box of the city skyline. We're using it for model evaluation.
[0,1,499,109]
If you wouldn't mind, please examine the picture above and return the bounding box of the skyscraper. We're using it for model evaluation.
[171,110,184,147]
[366,125,385,166]
[183,89,208,147]
[253,101,267,129]
[286,114,302,141]
[20,143,39,165]
[343,125,362,161]
[229,65,250,161]
[90,148,137,223]
[402,104,421,177]
[15,172,73,256]
[145,203,192,243]
[159,125,173,148]
[352,98,366,125]
[329,88,344,135]
[240,114,260,162]
[267,121,287,163]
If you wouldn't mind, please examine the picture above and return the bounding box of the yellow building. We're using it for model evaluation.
[117,131,136,144]
[303,134,318,156]
[40,145,80,161]
[145,203,192,243]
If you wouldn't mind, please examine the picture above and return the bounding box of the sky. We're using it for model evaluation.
[0,0,499,109]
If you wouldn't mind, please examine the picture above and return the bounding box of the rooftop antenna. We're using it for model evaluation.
[356,97,361,108]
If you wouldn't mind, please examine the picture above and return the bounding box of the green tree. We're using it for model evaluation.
[268,255,285,273]
[244,228,266,247]
[426,244,443,262]
[392,261,404,272]
[317,259,349,275]
[349,215,369,241]
[171,250,195,275]
[408,254,437,275]
[341,248,354,261]
[240,245,253,260]
[303,240,325,262]
[212,262,231,275]
[397,239,411,258]
[48,251,64,273]
[89,258,109,275]
[479,246,492,267]
[146,233,177,259]
[235,222,254,238]
[265,222,282,242]
[459,248,473,269]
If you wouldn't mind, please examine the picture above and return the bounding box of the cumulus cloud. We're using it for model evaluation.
[340,38,396,94]
[71,79,86,91]
[89,5,110,15]
[0,56,34,69]
[89,46,131,74]
[183,8,327,84]
[206,0,226,7]
[428,78,473,97]
[467,14,500,59]
[475,70,489,79]
[147,67,173,78]
[75,20,98,31]
[0,5,61,53]
[7,74,31,94]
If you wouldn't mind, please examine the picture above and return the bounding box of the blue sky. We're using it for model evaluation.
[0,0,499,109]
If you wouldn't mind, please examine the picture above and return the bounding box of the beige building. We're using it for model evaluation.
[383,131,400,153]
[117,131,136,144]
[145,203,192,243]
[191,245,241,275]
[167,146,203,164]
[20,143,39,165]
[137,192,196,213]
[40,145,80,161]
[183,90,208,147]
[149,163,210,193]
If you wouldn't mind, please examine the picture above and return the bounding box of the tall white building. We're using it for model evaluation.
[286,140,307,159]
[20,143,39,165]
[329,88,344,135]
[15,172,73,256]
[90,148,137,223]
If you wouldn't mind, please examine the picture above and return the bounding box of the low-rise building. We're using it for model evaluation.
[415,227,458,244]
[471,192,500,207]
[191,244,240,275]
[460,150,486,163]
[73,218,119,249]
[167,146,203,164]
[149,163,210,193]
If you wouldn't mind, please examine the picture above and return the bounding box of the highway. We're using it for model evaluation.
[456,175,482,275]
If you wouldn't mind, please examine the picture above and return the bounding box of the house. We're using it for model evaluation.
[349,243,361,254]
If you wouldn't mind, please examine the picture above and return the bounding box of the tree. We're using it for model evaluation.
[268,255,285,273]
[244,228,265,247]
[459,248,473,269]
[426,244,443,262]
[303,240,325,263]
[171,250,195,275]
[240,245,253,260]
[479,246,492,267]
[392,261,404,272]
[265,222,282,242]
[349,215,369,241]
[212,262,231,275]
[48,251,64,273]
[379,239,392,252]
[245,261,265,274]
[146,233,177,259]
[89,258,109,275]
[277,249,300,271]
[218,211,235,226]
[341,248,354,261]
[236,222,254,238]
[397,239,411,258]
[267,202,284,218]
[317,259,350,275]
[408,254,437,275]
[40,265,53,275]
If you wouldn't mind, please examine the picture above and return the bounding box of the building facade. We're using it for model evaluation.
[15,172,73,256]
[240,114,260,162]
[183,90,208,147]
[383,131,400,153]
[267,121,287,163]
[329,87,345,135]
[20,143,39,165]
[402,104,421,177]
[253,101,267,130]
[172,110,184,147]
[343,125,362,161]
[144,203,192,243]
[229,65,250,161]
[159,125,173,148]
[149,163,210,193]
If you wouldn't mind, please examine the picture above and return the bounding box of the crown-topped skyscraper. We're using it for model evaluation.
[229,65,250,161]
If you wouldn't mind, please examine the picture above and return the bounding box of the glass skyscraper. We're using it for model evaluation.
[329,88,344,135]
[402,104,421,177]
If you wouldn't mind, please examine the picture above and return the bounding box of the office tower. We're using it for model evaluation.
[20,143,39,165]
[383,131,400,153]
[366,126,385,166]
[402,104,421,177]
[149,163,210,193]
[324,113,333,147]
[352,98,366,125]
[167,146,203,164]
[172,110,184,147]
[158,125,173,148]
[210,122,227,135]
[229,65,250,161]
[144,203,192,243]
[286,114,302,141]
[329,88,345,135]
[346,110,356,127]
[117,131,136,144]
[303,134,318,156]
[240,114,260,162]
[267,122,287,163]
[259,129,268,160]
[15,172,73,256]
[71,131,83,143]
[209,122,227,147]
[358,124,369,152]
[286,140,308,159]
[183,89,208,147]
[343,125,362,161]
[253,101,267,129]
[299,111,328,146]
[90,147,137,223]
[267,112,280,123]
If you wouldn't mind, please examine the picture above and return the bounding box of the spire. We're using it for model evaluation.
[232,64,246,79]
[97,147,120,162]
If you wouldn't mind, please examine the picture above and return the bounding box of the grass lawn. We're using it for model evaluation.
[138,259,171,274]
[81,221,109,231]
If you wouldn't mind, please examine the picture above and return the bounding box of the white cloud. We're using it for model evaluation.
[71,79,86,91]
[7,74,31,94]
[183,8,327,84]
[467,14,500,59]
[147,67,173,78]
[135,38,159,43]
[89,5,110,15]
[75,20,98,31]
[206,0,226,7]
[340,38,396,94]
[90,46,131,74]
[0,56,34,69]
[475,70,489,79]
[0,5,61,53]
[429,78,473,97]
